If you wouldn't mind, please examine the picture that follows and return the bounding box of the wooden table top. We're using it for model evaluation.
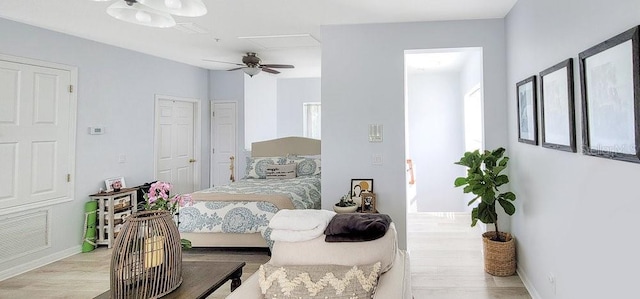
[94,261,246,299]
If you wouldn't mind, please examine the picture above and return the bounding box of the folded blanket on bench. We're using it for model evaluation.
[324,213,392,242]
[269,209,336,231]
[269,209,336,242]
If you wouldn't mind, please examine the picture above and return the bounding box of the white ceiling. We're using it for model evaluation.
[0,0,517,78]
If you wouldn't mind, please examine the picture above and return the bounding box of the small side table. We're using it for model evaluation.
[89,188,138,248]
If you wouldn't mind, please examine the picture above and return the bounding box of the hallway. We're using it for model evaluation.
[408,212,531,299]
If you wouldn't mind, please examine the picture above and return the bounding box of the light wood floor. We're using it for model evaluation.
[409,212,531,299]
[0,212,530,298]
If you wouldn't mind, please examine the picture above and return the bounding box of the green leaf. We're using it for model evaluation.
[493,165,506,175]
[470,208,479,227]
[498,199,516,215]
[495,175,509,186]
[467,196,479,206]
[463,185,474,194]
[482,190,495,204]
[499,156,509,167]
[502,192,516,201]
[180,238,192,249]
[477,202,498,224]
[454,177,468,187]
[492,147,506,158]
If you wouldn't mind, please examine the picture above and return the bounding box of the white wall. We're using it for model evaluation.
[407,71,465,212]
[244,74,277,150]
[505,1,640,298]
[459,50,484,213]
[0,17,209,275]
[277,78,321,138]
[321,19,507,249]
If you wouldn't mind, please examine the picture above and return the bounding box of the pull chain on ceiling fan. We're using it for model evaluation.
[90,0,207,28]
[203,52,295,77]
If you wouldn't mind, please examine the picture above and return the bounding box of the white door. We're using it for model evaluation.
[155,97,196,195]
[211,102,237,187]
[0,59,75,210]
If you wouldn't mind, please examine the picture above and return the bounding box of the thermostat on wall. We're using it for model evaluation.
[89,127,105,135]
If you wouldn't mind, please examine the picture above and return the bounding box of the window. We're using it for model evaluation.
[464,85,483,152]
[303,102,321,139]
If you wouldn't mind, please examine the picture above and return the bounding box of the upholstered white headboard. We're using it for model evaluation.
[251,137,321,157]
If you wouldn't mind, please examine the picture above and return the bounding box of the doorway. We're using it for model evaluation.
[210,101,237,187]
[154,95,201,195]
[405,48,484,213]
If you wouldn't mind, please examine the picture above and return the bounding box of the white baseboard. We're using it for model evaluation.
[517,267,542,299]
[0,245,82,281]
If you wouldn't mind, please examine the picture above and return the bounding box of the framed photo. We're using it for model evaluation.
[517,75,538,145]
[360,192,376,213]
[105,177,126,192]
[350,179,373,207]
[579,26,640,163]
[540,58,577,152]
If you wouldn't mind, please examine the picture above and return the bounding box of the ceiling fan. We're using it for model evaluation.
[204,52,295,77]
[90,0,207,28]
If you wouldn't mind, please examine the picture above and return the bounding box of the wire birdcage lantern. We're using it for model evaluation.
[110,210,182,298]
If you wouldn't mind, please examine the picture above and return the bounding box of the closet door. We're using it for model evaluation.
[0,59,75,210]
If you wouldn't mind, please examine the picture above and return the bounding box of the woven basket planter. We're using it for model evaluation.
[482,231,516,276]
[110,210,183,299]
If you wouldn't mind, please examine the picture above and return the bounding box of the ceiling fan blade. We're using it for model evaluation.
[261,64,294,69]
[202,59,244,66]
[260,67,280,74]
[227,67,244,71]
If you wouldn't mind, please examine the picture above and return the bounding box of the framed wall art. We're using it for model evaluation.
[517,76,538,145]
[579,26,640,163]
[350,178,373,206]
[540,58,577,152]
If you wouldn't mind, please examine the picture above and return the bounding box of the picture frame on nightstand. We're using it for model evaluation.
[104,177,126,192]
[360,192,376,213]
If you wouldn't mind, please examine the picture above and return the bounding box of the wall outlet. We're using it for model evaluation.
[118,154,126,164]
[371,153,383,165]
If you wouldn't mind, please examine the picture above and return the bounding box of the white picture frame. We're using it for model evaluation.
[105,177,126,192]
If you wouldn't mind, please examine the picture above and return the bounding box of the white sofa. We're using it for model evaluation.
[226,223,412,299]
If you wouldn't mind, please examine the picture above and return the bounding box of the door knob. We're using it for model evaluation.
[189,158,196,163]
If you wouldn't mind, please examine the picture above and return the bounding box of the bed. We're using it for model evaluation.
[178,137,321,247]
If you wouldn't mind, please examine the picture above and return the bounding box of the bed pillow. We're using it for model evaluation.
[258,262,381,299]
[286,155,321,176]
[245,156,287,179]
[265,163,297,179]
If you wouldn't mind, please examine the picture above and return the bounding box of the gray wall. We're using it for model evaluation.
[277,78,321,138]
[505,1,640,298]
[407,71,465,212]
[321,19,508,249]
[0,17,209,273]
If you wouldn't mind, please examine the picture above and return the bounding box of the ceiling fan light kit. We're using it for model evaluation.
[138,0,207,17]
[96,0,207,28]
[203,52,295,77]
[243,67,261,77]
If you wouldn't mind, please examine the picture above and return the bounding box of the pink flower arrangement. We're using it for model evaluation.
[142,181,194,214]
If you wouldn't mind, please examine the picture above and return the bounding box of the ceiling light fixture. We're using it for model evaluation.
[93,0,207,28]
[243,67,261,77]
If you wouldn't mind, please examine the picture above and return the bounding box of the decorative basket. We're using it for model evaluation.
[110,210,183,298]
[482,231,516,276]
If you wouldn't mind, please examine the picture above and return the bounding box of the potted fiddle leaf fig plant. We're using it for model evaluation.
[454,147,517,276]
